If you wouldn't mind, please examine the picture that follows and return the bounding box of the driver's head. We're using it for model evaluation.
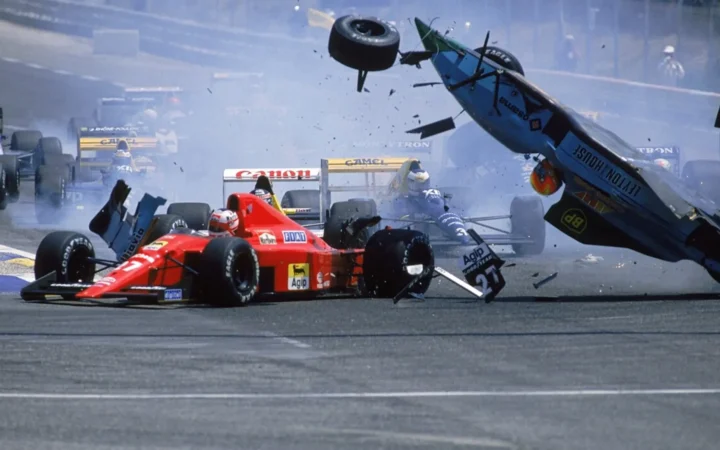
[208,208,239,237]
[251,188,273,206]
[407,166,430,196]
[530,158,562,196]
[116,140,131,151]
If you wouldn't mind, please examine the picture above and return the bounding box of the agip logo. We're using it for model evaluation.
[561,209,587,234]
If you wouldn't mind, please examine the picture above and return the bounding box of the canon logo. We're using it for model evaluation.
[235,169,313,180]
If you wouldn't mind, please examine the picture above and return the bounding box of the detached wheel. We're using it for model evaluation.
[323,199,377,250]
[510,195,546,256]
[476,46,525,75]
[200,237,259,306]
[362,228,435,298]
[166,202,211,230]
[144,214,188,244]
[328,15,400,71]
[0,156,19,203]
[27,231,96,300]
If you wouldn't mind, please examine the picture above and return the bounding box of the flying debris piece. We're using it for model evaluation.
[412,114,420,118]
[399,50,433,68]
[389,88,396,97]
[413,82,443,88]
[406,117,456,139]
[533,272,558,289]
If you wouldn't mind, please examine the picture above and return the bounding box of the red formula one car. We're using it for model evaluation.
[20,181,451,306]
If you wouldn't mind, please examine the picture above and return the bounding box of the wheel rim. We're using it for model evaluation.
[231,252,256,294]
[350,19,387,37]
[67,247,92,282]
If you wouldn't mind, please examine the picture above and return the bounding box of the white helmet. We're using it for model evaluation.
[664,45,675,55]
[208,208,239,237]
[654,158,672,171]
[407,168,430,195]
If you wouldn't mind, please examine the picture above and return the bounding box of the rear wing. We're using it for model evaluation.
[634,146,681,177]
[77,126,159,167]
[319,157,413,221]
[222,168,322,221]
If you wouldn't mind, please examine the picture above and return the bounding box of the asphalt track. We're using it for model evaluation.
[1,20,720,450]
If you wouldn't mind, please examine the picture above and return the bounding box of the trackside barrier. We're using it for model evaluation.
[2,0,718,134]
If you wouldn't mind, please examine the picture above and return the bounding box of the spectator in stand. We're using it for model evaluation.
[555,34,580,72]
[657,45,686,87]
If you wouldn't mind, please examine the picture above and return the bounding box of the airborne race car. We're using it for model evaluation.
[21,179,506,305]
[327,15,720,283]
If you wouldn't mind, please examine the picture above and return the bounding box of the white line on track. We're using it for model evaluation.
[25,62,44,69]
[1,388,720,400]
[1,57,20,63]
[0,245,36,259]
[52,69,72,76]
[80,74,101,81]
[262,331,311,349]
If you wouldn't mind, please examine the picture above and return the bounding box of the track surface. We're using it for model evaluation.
[1,20,720,450]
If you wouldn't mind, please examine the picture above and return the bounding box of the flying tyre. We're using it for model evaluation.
[362,229,435,299]
[509,195,546,256]
[23,231,96,300]
[328,15,400,92]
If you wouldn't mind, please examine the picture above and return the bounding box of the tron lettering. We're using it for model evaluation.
[344,158,386,166]
[499,97,529,121]
[235,169,312,180]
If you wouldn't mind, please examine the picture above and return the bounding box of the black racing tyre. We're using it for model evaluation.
[34,171,67,224]
[682,160,720,203]
[328,15,400,71]
[510,195,546,256]
[0,155,19,203]
[323,199,378,250]
[362,228,435,298]
[36,164,71,197]
[167,202,211,230]
[281,189,320,210]
[199,237,259,306]
[26,231,96,300]
[474,46,525,76]
[144,214,188,245]
[10,130,42,152]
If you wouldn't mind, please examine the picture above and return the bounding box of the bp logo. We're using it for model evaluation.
[561,208,587,234]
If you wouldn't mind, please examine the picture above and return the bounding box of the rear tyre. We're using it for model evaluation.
[10,130,42,152]
[323,199,377,250]
[510,195,545,256]
[200,237,259,306]
[166,202,211,230]
[26,231,96,300]
[144,214,188,245]
[281,189,320,210]
[328,15,400,71]
[34,170,67,225]
[362,229,435,298]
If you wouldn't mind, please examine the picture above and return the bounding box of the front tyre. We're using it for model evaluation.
[328,15,400,71]
[200,237,259,306]
[362,229,435,298]
[510,195,546,256]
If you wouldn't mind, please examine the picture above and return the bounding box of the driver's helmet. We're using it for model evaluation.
[251,188,273,206]
[110,149,134,173]
[208,208,239,237]
[407,164,431,196]
[530,158,562,196]
[654,158,672,171]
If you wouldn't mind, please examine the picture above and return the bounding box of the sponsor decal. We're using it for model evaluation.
[461,243,494,274]
[352,140,432,148]
[573,176,624,212]
[282,230,307,243]
[258,231,277,245]
[561,208,587,234]
[344,158,386,166]
[100,138,137,145]
[571,145,642,197]
[283,207,312,215]
[499,96,529,120]
[530,118,542,131]
[134,253,156,263]
[574,191,611,214]
[634,146,678,155]
[121,227,145,261]
[288,263,310,290]
[93,276,116,286]
[143,240,168,251]
[163,289,183,301]
[234,169,313,180]
[50,283,93,288]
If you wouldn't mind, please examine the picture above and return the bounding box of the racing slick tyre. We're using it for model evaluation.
[281,190,320,210]
[328,15,400,71]
[144,214,188,244]
[323,199,378,250]
[35,170,68,225]
[25,231,96,301]
[9,130,42,152]
[475,46,525,76]
[362,229,435,298]
[166,202,211,231]
[509,195,546,256]
[199,237,259,307]
[0,155,19,203]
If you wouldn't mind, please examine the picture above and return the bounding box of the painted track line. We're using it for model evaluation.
[0,245,35,260]
[1,388,720,400]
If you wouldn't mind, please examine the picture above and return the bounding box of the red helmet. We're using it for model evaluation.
[530,159,562,196]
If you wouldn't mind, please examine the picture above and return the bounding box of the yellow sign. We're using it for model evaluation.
[561,209,587,234]
[143,240,168,251]
[287,263,310,291]
[325,157,411,173]
[78,136,158,151]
